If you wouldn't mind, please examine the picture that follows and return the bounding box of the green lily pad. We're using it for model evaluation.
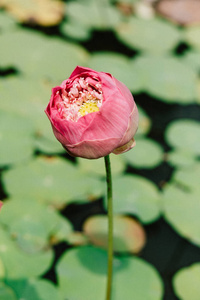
[162,183,200,246]
[6,278,61,300]
[104,174,161,223]
[66,0,121,30]
[122,138,163,168]
[0,259,5,278]
[88,52,143,92]
[0,11,16,32]
[0,76,65,154]
[166,149,197,168]
[83,215,146,253]
[61,19,91,41]
[172,162,200,193]
[182,50,200,72]
[132,56,198,103]
[52,216,74,244]
[184,26,200,50]
[173,263,200,300]
[0,282,17,300]
[0,28,89,81]
[0,197,73,247]
[0,111,34,166]
[57,246,163,300]
[115,16,181,53]
[0,227,53,279]
[3,157,103,206]
[77,154,125,177]
[165,119,200,155]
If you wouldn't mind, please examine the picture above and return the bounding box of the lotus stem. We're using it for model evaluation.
[104,155,113,300]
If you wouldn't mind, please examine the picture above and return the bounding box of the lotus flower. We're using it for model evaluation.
[45,66,138,159]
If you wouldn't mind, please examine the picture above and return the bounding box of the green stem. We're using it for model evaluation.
[104,155,113,300]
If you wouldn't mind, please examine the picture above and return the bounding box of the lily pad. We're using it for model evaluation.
[88,52,143,92]
[165,119,200,155]
[66,0,121,30]
[0,282,17,300]
[0,197,73,252]
[0,76,65,154]
[182,50,200,72]
[61,19,91,41]
[0,11,16,32]
[132,56,198,103]
[0,29,89,81]
[115,16,181,53]
[166,149,197,168]
[122,138,163,168]
[162,183,200,246]
[0,111,34,166]
[184,26,200,50]
[57,246,163,300]
[0,259,5,278]
[6,278,61,300]
[3,157,104,206]
[0,227,53,279]
[77,154,125,177]
[1,0,64,26]
[104,174,161,223]
[173,263,200,300]
[172,162,200,193]
[83,215,146,253]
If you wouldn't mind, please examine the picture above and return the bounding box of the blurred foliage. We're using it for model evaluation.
[0,0,200,299]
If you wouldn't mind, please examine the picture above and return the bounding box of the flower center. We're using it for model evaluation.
[79,101,100,116]
[56,76,103,122]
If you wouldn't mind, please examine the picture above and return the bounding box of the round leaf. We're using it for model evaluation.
[66,0,121,30]
[83,215,146,253]
[162,184,200,246]
[0,197,73,251]
[115,16,181,53]
[173,263,200,300]
[184,26,200,50]
[1,0,64,26]
[0,282,17,300]
[61,20,91,41]
[172,162,200,193]
[167,149,197,168]
[104,175,161,223]
[57,246,163,300]
[0,11,16,32]
[0,29,89,81]
[165,119,200,155]
[0,76,65,153]
[0,111,34,166]
[122,138,163,168]
[77,154,125,177]
[3,157,103,206]
[7,279,61,300]
[132,56,198,103]
[0,227,53,279]
[88,52,143,92]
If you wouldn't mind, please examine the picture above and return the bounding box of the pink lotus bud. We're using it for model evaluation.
[45,66,139,159]
[0,201,3,211]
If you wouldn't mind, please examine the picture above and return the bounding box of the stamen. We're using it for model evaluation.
[56,76,103,122]
[79,101,100,116]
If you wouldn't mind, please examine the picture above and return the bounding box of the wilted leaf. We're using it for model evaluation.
[1,0,64,26]
[83,215,146,253]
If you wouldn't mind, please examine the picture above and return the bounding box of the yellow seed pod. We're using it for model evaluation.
[79,102,99,116]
